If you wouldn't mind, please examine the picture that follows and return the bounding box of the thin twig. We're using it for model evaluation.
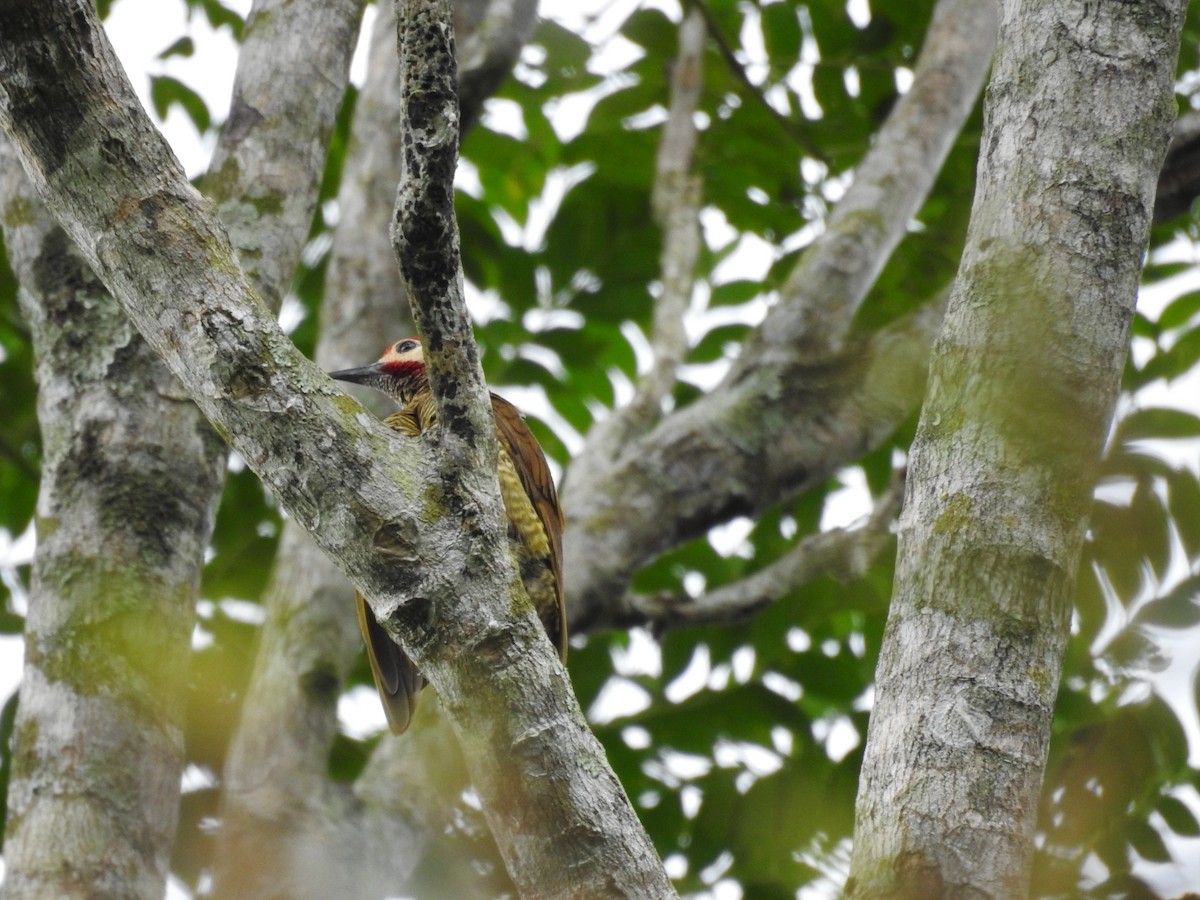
[571,11,706,475]
[620,468,905,634]
[683,0,826,161]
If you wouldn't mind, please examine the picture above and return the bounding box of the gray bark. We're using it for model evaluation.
[562,0,998,632]
[204,0,366,312]
[847,0,1186,896]
[0,140,224,900]
[570,294,947,634]
[625,471,905,633]
[0,0,673,896]
[0,0,365,895]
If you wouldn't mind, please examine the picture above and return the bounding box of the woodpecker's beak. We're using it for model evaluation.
[328,363,384,385]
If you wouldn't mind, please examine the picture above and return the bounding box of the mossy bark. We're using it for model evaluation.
[0,142,224,900]
[847,0,1186,895]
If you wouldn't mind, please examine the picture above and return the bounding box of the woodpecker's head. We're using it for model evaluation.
[329,337,427,403]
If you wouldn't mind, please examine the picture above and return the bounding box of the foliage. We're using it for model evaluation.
[2,0,1200,895]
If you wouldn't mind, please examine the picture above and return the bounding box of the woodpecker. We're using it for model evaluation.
[329,338,565,734]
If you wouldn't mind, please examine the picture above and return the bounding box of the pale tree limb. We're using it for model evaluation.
[848,0,1185,895]
[0,1,673,895]
[204,0,367,312]
[744,0,996,359]
[621,470,904,633]
[568,294,946,633]
[574,10,705,474]
[639,8,704,425]
[563,0,995,632]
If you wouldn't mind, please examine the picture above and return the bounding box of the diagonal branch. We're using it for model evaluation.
[566,292,947,633]
[620,470,904,633]
[456,0,539,135]
[733,0,996,361]
[564,0,995,631]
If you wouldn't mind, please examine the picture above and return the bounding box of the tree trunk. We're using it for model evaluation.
[0,0,364,895]
[847,0,1186,896]
[0,139,224,900]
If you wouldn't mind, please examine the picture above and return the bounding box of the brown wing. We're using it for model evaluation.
[356,590,424,735]
[490,393,567,659]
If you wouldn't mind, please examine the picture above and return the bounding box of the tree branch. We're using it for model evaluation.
[219,1,560,890]
[563,0,993,631]
[204,0,366,313]
[740,0,995,360]
[620,470,904,633]
[566,293,946,633]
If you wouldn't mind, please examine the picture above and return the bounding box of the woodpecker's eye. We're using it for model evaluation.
[395,339,418,353]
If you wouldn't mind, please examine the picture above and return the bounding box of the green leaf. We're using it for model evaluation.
[194,0,245,39]
[1136,327,1200,383]
[1127,819,1172,862]
[157,37,195,60]
[1130,310,1158,339]
[1133,575,1200,629]
[1129,479,1170,580]
[1157,289,1200,330]
[1117,406,1200,442]
[1168,468,1200,558]
[761,4,802,63]
[0,690,19,841]
[1157,794,1200,837]
[149,75,212,133]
